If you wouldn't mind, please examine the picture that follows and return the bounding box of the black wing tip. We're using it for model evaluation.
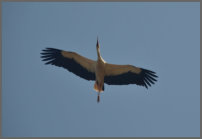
[41,47,61,53]
[40,48,62,64]
[144,84,148,89]
[141,68,158,88]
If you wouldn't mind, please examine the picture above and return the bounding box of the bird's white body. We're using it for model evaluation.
[94,58,105,92]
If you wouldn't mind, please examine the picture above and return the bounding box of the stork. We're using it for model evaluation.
[41,38,158,102]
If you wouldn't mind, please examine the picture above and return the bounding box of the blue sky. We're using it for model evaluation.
[2,2,200,137]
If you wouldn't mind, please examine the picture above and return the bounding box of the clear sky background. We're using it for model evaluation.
[2,2,200,137]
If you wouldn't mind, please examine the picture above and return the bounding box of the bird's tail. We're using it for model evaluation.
[94,82,104,92]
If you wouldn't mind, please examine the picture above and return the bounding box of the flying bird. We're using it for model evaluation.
[41,38,158,102]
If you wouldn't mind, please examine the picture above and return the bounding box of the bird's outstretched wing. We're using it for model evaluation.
[104,63,158,88]
[41,48,96,81]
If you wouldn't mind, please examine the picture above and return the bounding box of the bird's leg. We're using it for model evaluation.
[97,92,100,103]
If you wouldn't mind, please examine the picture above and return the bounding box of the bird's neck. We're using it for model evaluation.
[97,49,102,60]
[97,48,106,63]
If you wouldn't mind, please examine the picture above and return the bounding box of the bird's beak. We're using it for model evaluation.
[96,37,99,49]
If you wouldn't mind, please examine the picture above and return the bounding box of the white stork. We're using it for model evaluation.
[41,38,158,102]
